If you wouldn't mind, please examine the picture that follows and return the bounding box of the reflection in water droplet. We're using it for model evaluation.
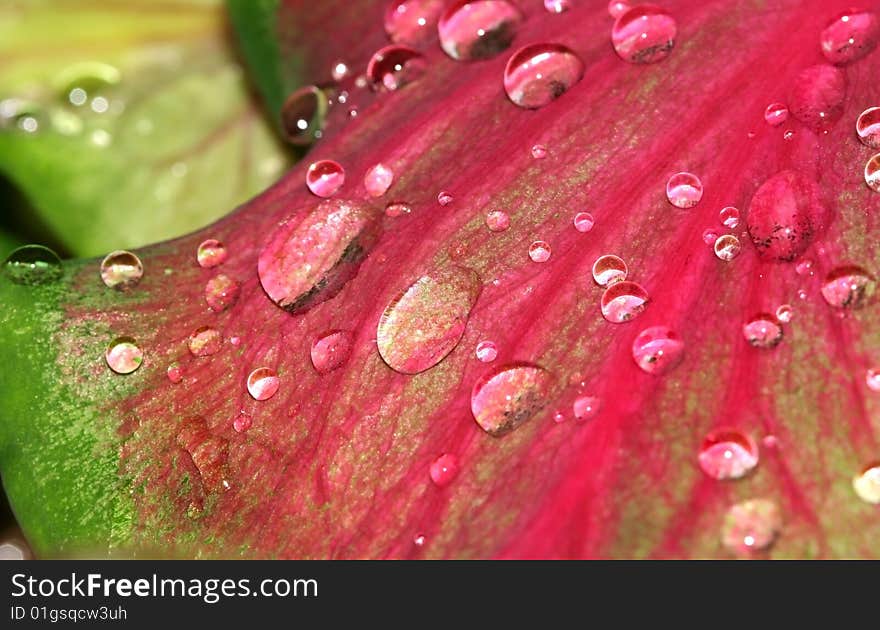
[776,304,793,323]
[544,0,570,13]
[573,212,595,233]
[719,206,740,228]
[2,245,63,285]
[438,191,454,206]
[485,210,510,232]
[475,340,498,362]
[100,250,143,289]
[364,163,394,197]
[385,201,412,217]
[820,265,876,309]
[503,43,584,109]
[721,499,782,556]
[698,428,759,480]
[601,281,648,323]
[384,0,445,46]
[611,5,677,64]
[471,362,553,436]
[280,86,326,146]
[367,45,427,91]
[377,266,481,374]
[188,326,222,357]
[866,153,880,192]
[531,144,547,159]
[592,254,627,286]
[331,61,349,82]
[819,10,879,65]
[856,107,880,149]
[742,314,783,348]
[789,64,846,132]
[631,326,684,375]
[573,395,601,420]
[413,533,426,546]
[306,160,346,197]
[430,453,459,487]
[608,1,630,19]
[310,330,354,374]
[204,274,241,312]
[764,102,789,126]
[167,363,183,384]
[233,412,253,433]
[702,228,719,245]
[196,239,227,268]
[438,0,523,61]
[713,234,742,261]
[105,337,144,374]
[528,240,551,263]
[866,368,880,392]
[666,172,703,208]
[247,367,279,401]
[853,462,880,504]
[783,129,795,140]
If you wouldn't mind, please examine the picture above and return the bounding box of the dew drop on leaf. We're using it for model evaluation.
[384,0,445,47]
[188,326,222,357]
[608,1,630,19]
[247,367,280,401]
[310,330,354,374]
[666,172,703,208]
[528,240,551,263]
[429,453,459,487]
[167,363,183,384]
[721,499,782,556]
[788,64,846,132]
[196,239,227,268]
[485,210,510,232]
[204,274,240,312]
[573,212,595,232]
[611,4,677,64]
[856,107,880,149]
[819,9,879,65]
[280,86,326,146]
[364,163,394,197]
[592,254,627,286]
[2,245,62,286]
[366,45,427,91]
[100,250,143,289]
[776,304,793,323]
[437,191,454,206]
[866,153,880,192]
[820,265,876,309]
[543,0,570,13]
[475,340,498,362]
[306,160,345,197]
[713,234,742,261]
[503,43,584,109]
[719,206,740,229]
[852,462,880,504]
[698,428,759,480]
[866,367,880,392]
[573,395,601,420]
[438,0,523,61]
[233,412,253,433]
[105,337,144,374]
[631,326,684,375]
[385,201,412,217]
[176,417,230,493]
[742,314,783,348]
[471,362,553,436]
[763,102,789,126]
[531,144,548,159]
[702,228,719,245]
[600,281,648,323]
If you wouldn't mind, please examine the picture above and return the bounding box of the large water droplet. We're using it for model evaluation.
[820,265,876,309]
[310,330,354,374]
[197,239,227,268]
[247,367,280,401]
[742,314,783,348]
[377,266,481,374]
[721,499,782,556]
[611,4,677,64]
[485,210,510,232]
[280,86,326,146]
[713,234,742,261]
[306,160,345,197]
[475,340,498,362]
[666,172,703,208]
[746,170,829,262]
[573,395,601,420]
[471,362,553,436]
[789,64,846,132]
[573,212,595,233]
[592,254,627,286]
[384,0,445,46]
[503,43,584,109]
[105,337,144,374]
[367,45,427,91]
[99,250,143,289]
[856,107,880,149]
[429,453,460,487]
[866,153,880,192]
[698,428,759,480]
[204,273,240,312]
[188,326,222,357]
[259,199,381,314]
[438,0,523,61]
[364,163,394,197]
[763,102,789,126]
[631,326,684,375]
[852,462,880,504]
[601,281,648,323]
[528,240,551,263]
[2,245,62,286]
[819,10,879,65]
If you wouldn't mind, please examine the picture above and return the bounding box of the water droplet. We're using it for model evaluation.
[797,289,808,300]
[698,428,759,480]
[196,239,227,268]
[98,250,143,289]
[475,340,498,362]
[385,201,412,217]
[553,409,566,423]
[413,533,426,546]
[795,259,813,276]
[471,362,553,436]
[233,412,253,433]
[866,153,880,192]
[789,64,846,132]
[721,499,782,556]
[429,453,459,487]
[783,129,795,140]
[763,102,789,126]
[105,337,144,374]
[331,60,349,81]
[366,45,427,91]
[259,199,381,314]
[666,172,703,208]
[364,163,394,197]
[377,266,481,374]
[719,206,740,228]
[528,240,551,263]
[306,160,345,197]
[310,330,354,374]
[820,265,876,309]
[608,1,630,19]
[611,4,677,64]
[573,212,595,233]
[543,0,571,13]
[865,367,880,391]
[853,462,880,504]
[167,363,183,383]
[856,107,880,149]
[592,254,627,286]
[2,245,62,286]
[742,314,783,348]
[631,326,684,375]
[188,326,222,357]
[503,43,584,109]
[776,304,793,323]
[280,86,326,146]
[713,234,742,261]
[176,417,230,493]
[702,228,720,245]
[247,367,280,401]
[485,210,510,232]
[437,191,454,206]
[746,170,829,262]
[531,144,548,159]
[204,273,240,312]
[384,0,445,46]
[819,10,879,65]
[601,281,649,323]
[573,395,601,420]
[438,0,523,61]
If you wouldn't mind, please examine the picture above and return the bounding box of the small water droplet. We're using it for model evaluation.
[367,45,427,91]
[666,172,703,208]
[310,330,354,374]
[543,0,571,13]
[531,144,548,159]
[475,340,498,362]
[306,160,345,197]
[105,337,144,374]
[776,304,793,323]
[795,259,813,276]
[789,64,846,132]
[573,395,601,420]
[742,314,783,348]
[819,10,879,65]
[866,153,880,192]
[721,499,782,556]
[437,191,454,206]
[698,428,759,480]
[413,533,426,546]
[853,462,880,504]
[280,86,326,146]
[196,239,227,268]
[592,254,627,286]
[2,245,62,285]
[503,43,584,109]
[611,4,677,64]
[763,102,789,126]
[631,326,684,375]
[204,273,241,312]
[865,367,880,391]
[100,250,143,289]
[719,206,740,228]
[331,60,349,81]
[188,326,222,357]
[429,453,459,487]
[820,265,876,309]
[247,367,279,401]
[485,210,510,232]
[167,363,183,383]
[377,266,481,374]
[573,212,595,233]
[783,129,795,140]
[702,228,720,245]
[471,362,553,436]
[384,0,445,46]
[385,201,412,217]
[528,240,551,263]
[713,234,742,261]
[856,107,880,149]
[797,289,808,300]
[601,281,648,323]
[608,1,630,19]
[233,412,253,433]
[438,0,523,61]
[364,163,394,197]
